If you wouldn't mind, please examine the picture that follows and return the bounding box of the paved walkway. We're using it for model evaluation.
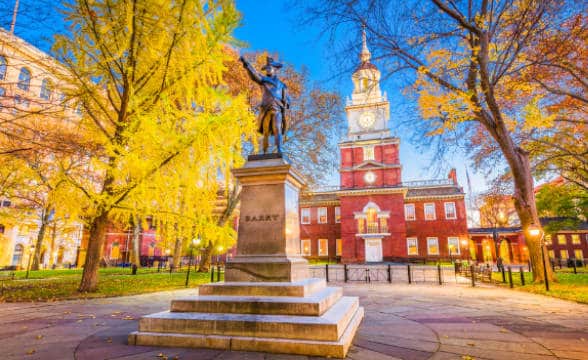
[0,283,587,360]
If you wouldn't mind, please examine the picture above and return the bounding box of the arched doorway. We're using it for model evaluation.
[499,240,511,264]
[482,240,493,262]
[12,244,24,267]
[469,239,477,260]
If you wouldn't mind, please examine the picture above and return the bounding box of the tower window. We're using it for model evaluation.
[363,146,375,161]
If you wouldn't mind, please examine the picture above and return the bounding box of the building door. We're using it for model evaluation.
[365,238,383,262]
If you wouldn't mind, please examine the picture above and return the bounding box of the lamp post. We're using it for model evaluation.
[185,237,201,287]
[528,224,548,291]
[217,245,224,265]
[165,248,171,269]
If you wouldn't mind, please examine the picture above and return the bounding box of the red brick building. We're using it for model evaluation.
[299,33,469,263]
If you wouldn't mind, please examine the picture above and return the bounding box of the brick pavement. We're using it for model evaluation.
[0,283,587,360]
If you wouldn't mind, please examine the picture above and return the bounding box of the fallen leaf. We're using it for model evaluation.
[500,329,508,333]
[106,337,112,343]
[462,356,475,360]
[467,342,476,347]
[36,335,43,340]
[26,349,36,355]
[123,316,134,320]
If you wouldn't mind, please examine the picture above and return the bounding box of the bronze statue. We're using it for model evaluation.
[239,56,290,154]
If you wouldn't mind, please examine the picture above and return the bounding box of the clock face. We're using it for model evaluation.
[358,112,375,129]
[364,171,376,184]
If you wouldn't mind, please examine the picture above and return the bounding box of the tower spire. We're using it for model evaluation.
[360,24,371,63]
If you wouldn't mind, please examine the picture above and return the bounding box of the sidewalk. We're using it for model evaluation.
[0,283,587,359]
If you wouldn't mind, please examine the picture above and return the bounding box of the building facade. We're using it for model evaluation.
[300,32,469,263]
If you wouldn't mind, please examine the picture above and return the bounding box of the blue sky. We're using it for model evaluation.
[3,0,489,194]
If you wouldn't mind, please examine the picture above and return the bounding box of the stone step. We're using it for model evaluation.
[139,296,359,342]
[129,304,364,358]
[171,286,343,316]
[198,277,325,297]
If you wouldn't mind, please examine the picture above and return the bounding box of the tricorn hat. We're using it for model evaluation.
[261,56,283,71]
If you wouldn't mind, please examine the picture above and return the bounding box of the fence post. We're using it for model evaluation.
[501,267,506,283]
[508,267,513,288]
[519,267,525,286]
[210,267,215,283]
[217,265,221,282]
[387,264,392,283]
[344,264,348,283]
[573,259,577,274]
[325,264,329,282]
[437,264,442,285]
[365,268,370,283]
[470,265,475,287]
[407,264,412,284]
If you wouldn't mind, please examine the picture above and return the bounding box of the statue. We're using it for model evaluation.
[239,56,290,154]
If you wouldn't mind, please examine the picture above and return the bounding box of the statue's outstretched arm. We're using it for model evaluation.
[239,56,262,84]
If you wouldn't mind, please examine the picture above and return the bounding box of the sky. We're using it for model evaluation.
[2,0,490,195]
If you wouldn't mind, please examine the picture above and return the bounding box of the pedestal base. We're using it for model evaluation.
[128,279,363,358]
[224,256,309,282]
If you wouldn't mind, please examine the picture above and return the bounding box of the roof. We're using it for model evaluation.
[468,227,521,234]
[300,192,340,206]
[469,218,588,234]
[540,217,588,230]
[405,186,464,198]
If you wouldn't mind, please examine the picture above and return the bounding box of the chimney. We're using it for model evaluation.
[448,168,458,185]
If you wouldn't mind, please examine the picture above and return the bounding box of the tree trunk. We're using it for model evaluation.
[129,215,141,267]
[198,243,213,272]
[78,211,109,292]
[172,236,183,269]
[31,209,51,271]
[48,222,57,267]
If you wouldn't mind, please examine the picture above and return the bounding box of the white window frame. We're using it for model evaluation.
[407,237,418,256]
[301,239,311,256]
[571,234,580,244]
[318,207,328,224]
[424,203,436,221]
[427,237,439,255]
[404,204,416,221]
[447,237,460,255]
[363,146,375,161]
[336,239,342,256]
[444,202,457,220]
[301,208,311,224]
[318,239,328,256]
[335,206,341,223]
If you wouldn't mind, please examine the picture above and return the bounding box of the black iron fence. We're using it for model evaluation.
[309,264,473,285]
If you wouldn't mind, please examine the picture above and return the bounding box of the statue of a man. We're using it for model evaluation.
[239,56,290,154]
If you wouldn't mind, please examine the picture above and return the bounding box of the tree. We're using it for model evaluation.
[302,0,587,282]
[535,180,588,233]
[53,0,256,292]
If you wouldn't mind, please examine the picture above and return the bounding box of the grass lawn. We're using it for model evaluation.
[492,269,588,304]
[0,267,219,302]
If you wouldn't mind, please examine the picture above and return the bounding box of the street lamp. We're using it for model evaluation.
[528,223,549,291]
[185,237,200,287]
[217,245,224,265]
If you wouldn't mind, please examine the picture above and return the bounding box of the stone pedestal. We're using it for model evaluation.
[129,155,363,358]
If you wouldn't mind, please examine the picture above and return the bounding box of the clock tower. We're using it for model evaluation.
[339,29,401,189]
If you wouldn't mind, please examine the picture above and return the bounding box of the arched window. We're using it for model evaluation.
[12,244,24,267]
[0,56,6,80]
[40,78,52,100]
[18,67,31,91]
[366,208,378,233]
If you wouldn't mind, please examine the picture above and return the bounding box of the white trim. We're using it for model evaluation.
[447,237,460,255]
[407,237,418,256]
[318,238,329,256]
[404,203,416,221]
[301,208,311,224]
[427,237,439,255]
[317,207,328,224]
[444,202,457,220]
[424,203,436,221]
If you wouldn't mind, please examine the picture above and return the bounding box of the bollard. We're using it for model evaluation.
[501,267,506,283]
[365,268,370,283]
[519,267,525,286]
[344,264,348,283]
[508,267,513,288]
[210,267,215,283]
[325,264,329,282]
[470,265,475,287]
[217,265,221,282]
[407,264,412,284]
[437,264,442,285]
[387,264,392,283]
